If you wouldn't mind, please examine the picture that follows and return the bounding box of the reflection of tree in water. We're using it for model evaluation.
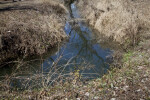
[65,22,109,77]
[68,3,109,75]
[0,2,112,90]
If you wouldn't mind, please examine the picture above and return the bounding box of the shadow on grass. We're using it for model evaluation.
[0,5,39,12]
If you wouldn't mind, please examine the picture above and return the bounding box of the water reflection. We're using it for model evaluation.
[42,3,112,79]
[0,3,112,89]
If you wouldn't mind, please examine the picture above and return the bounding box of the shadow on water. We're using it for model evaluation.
[0,3,113,89]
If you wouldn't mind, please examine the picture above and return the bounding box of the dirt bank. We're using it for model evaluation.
[76,0,150,48]
[0,0,68,64]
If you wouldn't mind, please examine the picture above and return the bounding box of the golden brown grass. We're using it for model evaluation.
[76,0,150,47]
[0,0,68,63]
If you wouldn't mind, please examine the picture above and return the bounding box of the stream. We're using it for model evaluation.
[0,3,113,89]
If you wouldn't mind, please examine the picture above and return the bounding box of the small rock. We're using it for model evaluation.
[110,98,116,100]
[123,86,129,91]
[140,99,144,100]
[65,98,68,100]
[7,30,11,33]
[144,74,148,77]
[138,66,144,70]
[141,79,145,83]
[85,92,90,96]
[94,96,99,99]
[114,87,119,90]
[28,96,31,99]
[76,98,80,100]
[144,86,148,90]
[111,83,114,88]
[136,89,141,92]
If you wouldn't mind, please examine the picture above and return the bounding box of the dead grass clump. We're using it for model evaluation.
[76,0,150,47]
[0,0,68,62]
[95,10,139,45]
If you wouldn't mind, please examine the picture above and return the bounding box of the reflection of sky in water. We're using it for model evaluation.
[42,3,112,78]
[0,3,114,90]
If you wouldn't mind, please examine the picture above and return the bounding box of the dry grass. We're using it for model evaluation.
[0,0,68,63]
[0,54,98,99]
[1,46,150,99]
[76,0,150,47]
[1,0,150,99]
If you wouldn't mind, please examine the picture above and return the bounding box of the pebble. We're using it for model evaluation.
[7,30,11,33]
[85,92,90,96]
[141,79,145,83]
[28,96,31,99]
[136,89,141,92]
[94,96,99,99]
[114,87,119,90]
[138,66,144,70]
[123,86,129,91]
[144,86,148,90]
[110,98,116,100]
[76,98,80,100]
[140,99,144,100]
[111,83,114,88]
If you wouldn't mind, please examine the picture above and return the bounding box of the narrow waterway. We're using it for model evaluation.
[0,3,113,89]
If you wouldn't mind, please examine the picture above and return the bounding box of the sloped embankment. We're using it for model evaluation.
[0,0,68,64]
[76,0,150,48]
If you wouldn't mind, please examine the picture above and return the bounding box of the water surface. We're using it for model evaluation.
[0,3,113,89]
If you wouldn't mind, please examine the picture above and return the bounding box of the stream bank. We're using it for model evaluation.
[0,0,68,65]
[75,0,150,48]
[1,0,150,100]
[0,0,116,99]
[0,1,114,90]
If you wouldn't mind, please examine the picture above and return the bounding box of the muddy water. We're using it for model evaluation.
[0,3,113,89]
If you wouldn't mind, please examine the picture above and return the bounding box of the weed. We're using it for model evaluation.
[123,51,133,63]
